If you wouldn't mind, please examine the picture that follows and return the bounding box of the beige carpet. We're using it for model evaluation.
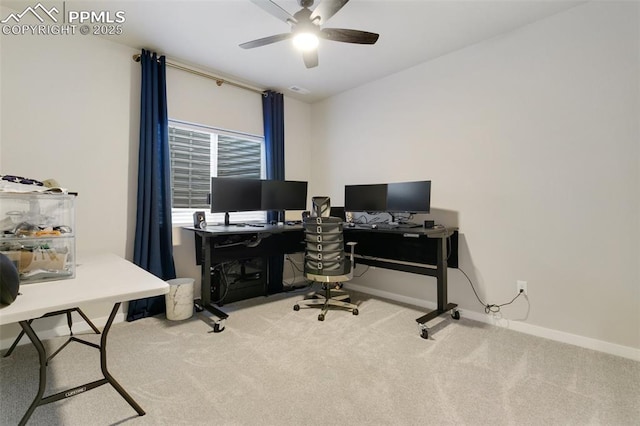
[1,288,639,425]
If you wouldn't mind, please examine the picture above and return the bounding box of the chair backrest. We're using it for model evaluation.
[311,196,331,218]
[303,216,351,279]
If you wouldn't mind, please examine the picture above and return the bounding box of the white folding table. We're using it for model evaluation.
[0,253,169,425]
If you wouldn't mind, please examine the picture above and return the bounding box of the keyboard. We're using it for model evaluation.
[396,223,422,229]
[353,222,422,230]
[372,223,398,229]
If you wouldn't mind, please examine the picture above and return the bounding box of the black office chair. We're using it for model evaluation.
[293,197,359,321]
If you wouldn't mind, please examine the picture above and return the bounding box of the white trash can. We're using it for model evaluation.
[165,278,195,321]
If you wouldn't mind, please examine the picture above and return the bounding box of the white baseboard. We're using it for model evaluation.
[344,282,640,362]
[0,312,127,351]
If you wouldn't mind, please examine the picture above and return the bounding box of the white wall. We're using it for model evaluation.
[311,1,639,355]
[0,26,140,258]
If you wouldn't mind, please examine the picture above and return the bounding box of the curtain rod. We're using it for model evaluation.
[132,54,265,96]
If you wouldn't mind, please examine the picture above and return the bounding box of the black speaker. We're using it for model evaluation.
[193,211,207,229]
[0,253,20,305]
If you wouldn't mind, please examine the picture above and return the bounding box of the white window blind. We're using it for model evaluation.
[168,120,266,225]
[170,126,212,209]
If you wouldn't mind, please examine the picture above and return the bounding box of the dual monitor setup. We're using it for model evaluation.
[209,177,431,227]
[210,178,308,226]
[344,181,431,224]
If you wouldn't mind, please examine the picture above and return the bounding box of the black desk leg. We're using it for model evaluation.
[199,234,227,333]
[16,303,145,426]
[436,235,449,312]
[415,236,458,337]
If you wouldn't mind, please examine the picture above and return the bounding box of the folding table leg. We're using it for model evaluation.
[15,303,145,425]
[17,320,49,426]
[3,319,34,358]
[3,307,101,358]
[100,302,145,416]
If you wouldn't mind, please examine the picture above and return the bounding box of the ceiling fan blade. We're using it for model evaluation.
[310,0,349,25]
[240,33,293,49]
[303,50,319,68]
[250,0,297,24]
[320,28,379,44]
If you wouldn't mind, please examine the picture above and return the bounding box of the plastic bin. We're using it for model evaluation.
[165,278,195,320]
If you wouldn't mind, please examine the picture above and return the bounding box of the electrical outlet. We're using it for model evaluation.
[517,280,528,296]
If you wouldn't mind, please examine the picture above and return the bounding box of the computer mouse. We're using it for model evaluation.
[371,224,378,229]
[348,222,356,227]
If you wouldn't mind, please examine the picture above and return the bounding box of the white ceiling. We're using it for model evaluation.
[8,0,585,102]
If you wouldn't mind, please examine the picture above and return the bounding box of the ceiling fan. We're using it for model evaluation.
[240,0,379,68]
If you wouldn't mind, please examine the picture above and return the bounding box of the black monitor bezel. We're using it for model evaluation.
[210,177,262,213]
[386,180,431,213]
[344,183,388,212]
[261,180,308,211]
[344,180,431,214]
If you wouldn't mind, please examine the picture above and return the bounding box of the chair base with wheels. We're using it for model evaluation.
[293,280,359,321]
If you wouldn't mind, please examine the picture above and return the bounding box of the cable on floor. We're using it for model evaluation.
[282,255,313,292]
[458,267,524,313]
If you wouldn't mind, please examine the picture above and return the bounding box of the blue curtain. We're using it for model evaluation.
[262,90,285,293]
[127,49,177,321]
[263,91,285,182]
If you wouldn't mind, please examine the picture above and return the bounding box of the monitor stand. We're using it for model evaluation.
[389,213,400,227]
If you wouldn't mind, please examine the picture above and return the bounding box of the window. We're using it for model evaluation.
[168,120,266,225]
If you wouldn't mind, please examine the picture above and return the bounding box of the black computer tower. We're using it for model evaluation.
[210,257,267,305]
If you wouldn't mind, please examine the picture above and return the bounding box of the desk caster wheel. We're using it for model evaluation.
[318,314,325,321]
[419,324,429,339]
[451,309,460,320]
[213,320,226,333]
[293,304,300,311]
[194,301,204,313]
[352,308,359,316]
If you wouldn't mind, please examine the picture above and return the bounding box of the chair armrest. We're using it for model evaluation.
[346,241,357,267]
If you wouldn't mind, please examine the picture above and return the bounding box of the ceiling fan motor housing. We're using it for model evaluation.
[242,0,379,68]
[293,8,319,34]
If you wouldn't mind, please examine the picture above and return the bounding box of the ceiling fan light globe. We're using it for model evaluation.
[293,32,319,51]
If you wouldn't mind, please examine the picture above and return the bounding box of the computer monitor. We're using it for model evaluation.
[344,184,387,212]
[261,180,308,211]
[210,177,262,225]
[386,181,431,213]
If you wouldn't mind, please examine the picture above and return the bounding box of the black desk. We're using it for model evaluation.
[186,223,458,338]
[186,224,304,332]
[343,224,459,339]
